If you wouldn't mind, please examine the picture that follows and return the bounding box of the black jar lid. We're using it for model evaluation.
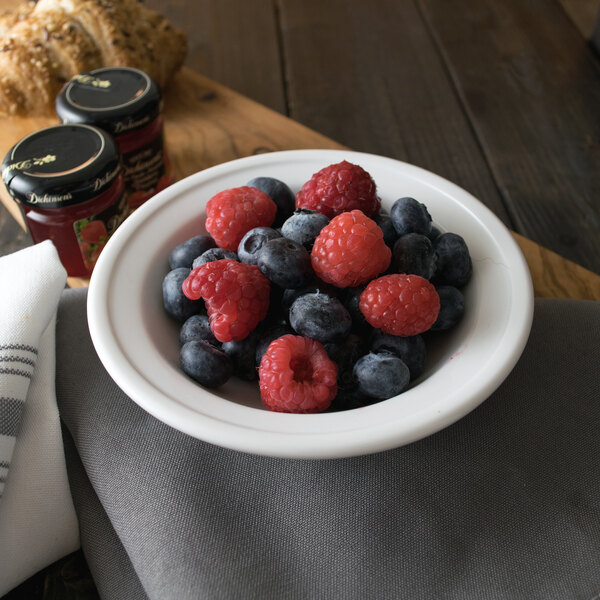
[56,67,162,136]
[2,123,122,209]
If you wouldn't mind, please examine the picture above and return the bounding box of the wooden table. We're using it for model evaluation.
[2,1,600,598]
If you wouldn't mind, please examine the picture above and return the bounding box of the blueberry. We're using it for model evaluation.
[255,322,294,366]
[353,351,410,399]
[391,233,437,279]
[237,227,282,265]
[257,237,313,289]
[325,333,365,389]
[329,387,376,411]
[428,225,442,241]
[281,209,330,249]
[163,268,202,322]
[281,281,338,313]
[222,331,259,380]
[373,213,398,248]
[169,235,216,269]
[432,232,472,287]
[431,285,465,331]
[390,197,432,237]
[179,314,218,346]
[180,339,233,388]
[341,285,369,332]
[247,176,295,227]
[289,293,352,343]
[370,331,426,380]
[192,248,238,268]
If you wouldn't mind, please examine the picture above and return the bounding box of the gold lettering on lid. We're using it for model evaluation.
[2,154,56,179]
[72,74,111,88]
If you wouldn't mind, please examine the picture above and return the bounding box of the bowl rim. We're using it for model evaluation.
[87,149,534,459]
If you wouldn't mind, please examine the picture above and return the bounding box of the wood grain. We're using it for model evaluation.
[277,0,511,225]
[143,0,287,115]
[419,0,600,274]
[1,67,599,298]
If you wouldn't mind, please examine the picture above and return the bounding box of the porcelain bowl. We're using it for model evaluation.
[87,149,534,459]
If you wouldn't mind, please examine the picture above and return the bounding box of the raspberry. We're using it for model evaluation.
[295,160,381,218]
[359,274,440,337]
[258,335,338,413]
[205,186,277,250]
[310,209,391,288]
[182,259,270,342]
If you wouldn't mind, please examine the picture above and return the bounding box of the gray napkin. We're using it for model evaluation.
[56,290,600,600]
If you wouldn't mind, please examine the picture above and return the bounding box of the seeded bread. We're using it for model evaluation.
[0,0,187,115]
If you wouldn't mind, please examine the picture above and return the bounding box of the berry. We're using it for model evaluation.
[296,160,381,218]
[341,285,370,331]
[258,334,338,413]
[163,268,203,322]
[428,225,442,241]
[324,332,366,402]
[179,313,219,346]
[281,281,337,313]
[289,292,352,343]
[432,232,472,288]
[182,259,270,342]
[180,339,233,388]
[373,212,398,248]
[311,210,391,288]
[169,235,216,269]
[205,186,277,250]
[192,248,238,268]
[247,176,295,227]
[359,274,440,337]
[390,197,432,237]
[222,331,260,380]
[329,387,376,411]
[257,237,313,289]
[391,233,437,279]
[255,321,294,367]
[353,351,410,399]
[431,285,465,331]
[281,209,330,249]
[370,331,426,380]
[237,227,281,265]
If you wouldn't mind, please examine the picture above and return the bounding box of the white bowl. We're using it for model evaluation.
[87,149,534,459]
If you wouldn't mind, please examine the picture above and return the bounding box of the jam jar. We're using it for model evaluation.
[2,123,128,278]
[56,67,174,211]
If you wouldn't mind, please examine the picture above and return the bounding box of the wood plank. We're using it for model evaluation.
[277,0,512,229]
[418,0,600,274]
[2,67,600,299]
[143,0,287,115]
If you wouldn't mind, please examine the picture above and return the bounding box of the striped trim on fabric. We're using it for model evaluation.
[0,355,36,367]
[0,344,38,354]
[0,397,24,437]
[0,368,32,379]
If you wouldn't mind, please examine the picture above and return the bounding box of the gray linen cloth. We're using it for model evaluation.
[55,289,600,600]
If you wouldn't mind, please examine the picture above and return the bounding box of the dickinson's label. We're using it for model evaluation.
[122,132,169,209]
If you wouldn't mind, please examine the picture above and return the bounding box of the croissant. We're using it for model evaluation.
[0,0,187,116]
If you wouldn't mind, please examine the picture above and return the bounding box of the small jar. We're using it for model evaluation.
[56,67,174,211]
[2,123,128,277]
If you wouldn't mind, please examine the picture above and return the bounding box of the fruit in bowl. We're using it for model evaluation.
[87,149,533,458]
[161,160,473,415]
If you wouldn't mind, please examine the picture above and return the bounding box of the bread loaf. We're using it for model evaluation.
[0,0,187,116]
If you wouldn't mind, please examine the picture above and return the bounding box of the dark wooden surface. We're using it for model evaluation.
[1,1,599,598]
[142,0,600,274]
